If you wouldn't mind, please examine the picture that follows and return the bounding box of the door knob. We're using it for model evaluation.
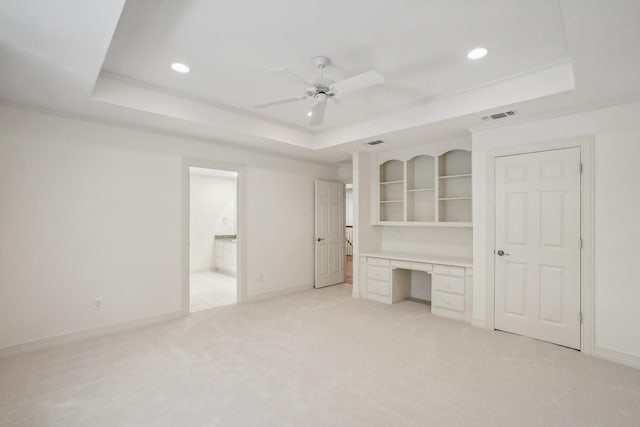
[317,238,325,242]
[497,249,510,256]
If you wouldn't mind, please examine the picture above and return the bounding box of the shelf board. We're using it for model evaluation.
[373,221,472,228]
[407,188,435,192]
[438,173,472,179]
[380,200,403,204]
[439,196,472,201]
[379,180,404,185]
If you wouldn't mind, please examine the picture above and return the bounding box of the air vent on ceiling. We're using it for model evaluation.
[482,110,517,121]
[366,140,384,146]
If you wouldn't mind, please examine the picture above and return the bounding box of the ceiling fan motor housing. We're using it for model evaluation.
[314,92,329,103]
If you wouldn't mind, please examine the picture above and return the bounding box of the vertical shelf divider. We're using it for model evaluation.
[403,160,408,222]
[434,154,440,223]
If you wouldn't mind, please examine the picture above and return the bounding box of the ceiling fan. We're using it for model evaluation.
[254,56,384,126]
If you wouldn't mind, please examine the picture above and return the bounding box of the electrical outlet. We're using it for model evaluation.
[93,300,101,310]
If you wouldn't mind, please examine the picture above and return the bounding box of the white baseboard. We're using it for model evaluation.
[594,346,640,370]
[244,283,313,302]
[0,311,184,359]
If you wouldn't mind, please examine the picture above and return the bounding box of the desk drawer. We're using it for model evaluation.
[432,291,464,312]
[367,265,390,282]
[433,265,465,277]
[368,279,391,297]
[367,257,390,267]
[433,275,465,295]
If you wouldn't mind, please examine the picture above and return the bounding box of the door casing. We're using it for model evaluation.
[484,136,594,354]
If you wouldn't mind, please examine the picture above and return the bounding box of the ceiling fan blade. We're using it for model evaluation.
[309,101,326,126]
[330,70,384,95]
[254,97,304,109]
[268,67,312,87]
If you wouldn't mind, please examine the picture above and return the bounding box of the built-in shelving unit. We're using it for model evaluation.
[438,149,472,223]
[407,155,435,222]
[375,148,472,227]
[379,160,405,222]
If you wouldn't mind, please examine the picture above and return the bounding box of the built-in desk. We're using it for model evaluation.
[360,251,473,323]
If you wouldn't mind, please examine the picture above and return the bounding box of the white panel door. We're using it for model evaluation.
[495,148,581,349]
[315,180,345,288]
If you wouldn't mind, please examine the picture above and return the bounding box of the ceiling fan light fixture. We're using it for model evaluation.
[466,47,488,60]
[315,92,328,103]
[171,62,190,73]
[255,56,384,126]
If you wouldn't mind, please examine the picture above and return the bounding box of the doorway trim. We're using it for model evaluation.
[485,136,594,354]
[182,158,246,315]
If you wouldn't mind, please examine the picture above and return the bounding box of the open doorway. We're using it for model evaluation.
[188,167,238,312]
[345,183,353,284]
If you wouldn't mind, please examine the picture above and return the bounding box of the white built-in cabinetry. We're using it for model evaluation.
[376,142,472,226]
[215,237,237,275]
[361,252,473,322]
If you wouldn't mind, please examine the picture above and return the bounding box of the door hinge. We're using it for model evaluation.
[580,237,583,249]
[579,163,583,174]
[579,312,583,324]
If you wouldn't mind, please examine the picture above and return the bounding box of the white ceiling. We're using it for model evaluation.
[103,0,569,130]
[1,0,639,163]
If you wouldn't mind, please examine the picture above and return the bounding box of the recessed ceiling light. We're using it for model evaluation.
[307,111,313,117]
[171,62,190,73]
[467,47,488,60]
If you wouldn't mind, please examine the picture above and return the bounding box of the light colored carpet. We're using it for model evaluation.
[1,284,640,426]
[190,271,237,312]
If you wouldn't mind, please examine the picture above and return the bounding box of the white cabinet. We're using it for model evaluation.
[431,266,473,322]
[361,253,473,323]
[374,143,472,227]
[365,258,392,303]
[215,237,237,275]
[365,257,411,304]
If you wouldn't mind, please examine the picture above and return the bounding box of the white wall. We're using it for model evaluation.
[189,174,236,273]
[0,104,337,350]
[472,101,640,366]
[381,227,472,259]
[345,187,353,227]
[352,152,381,297]
[338,161,353,184]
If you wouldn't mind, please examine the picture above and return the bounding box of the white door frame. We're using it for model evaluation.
[182,158,246,315]
[485,136,595,354]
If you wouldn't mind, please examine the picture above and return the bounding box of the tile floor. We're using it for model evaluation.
[189,270,237,312]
